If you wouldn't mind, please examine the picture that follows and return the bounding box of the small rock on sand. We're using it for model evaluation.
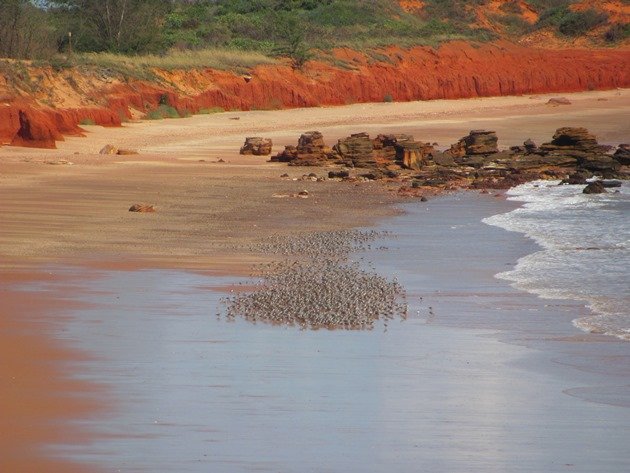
[129,203,156,212]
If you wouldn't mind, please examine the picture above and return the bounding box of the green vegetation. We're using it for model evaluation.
[605,23,630,43]
[0,1,626,70]
[145,104,181,120]
[1,0,496,63]
[533,3,609,37]
[79,118,96,125]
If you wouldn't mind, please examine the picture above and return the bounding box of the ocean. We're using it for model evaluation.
[483,180,630,341]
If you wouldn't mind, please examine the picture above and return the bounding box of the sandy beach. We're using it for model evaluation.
[1,89,629,471]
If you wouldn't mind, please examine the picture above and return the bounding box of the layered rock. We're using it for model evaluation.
[334,133,376,168]
[613,144,630,166]
[240,137,273,156]
[539,127,619,173]
[271,131,334,166]
[372,134,434,170]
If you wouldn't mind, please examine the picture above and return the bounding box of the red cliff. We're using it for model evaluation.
[1,41,629,148]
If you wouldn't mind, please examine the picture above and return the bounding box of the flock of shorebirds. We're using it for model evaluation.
[223,230,408,330]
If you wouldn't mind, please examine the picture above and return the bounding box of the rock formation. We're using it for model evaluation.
[583,181,606,194]
[613,144,630,166]
[271,131,334,166]
[538,127,619,173]
[239,137,273,156]
[334,133,377,168]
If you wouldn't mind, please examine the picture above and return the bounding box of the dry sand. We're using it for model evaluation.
[1,89,629,471]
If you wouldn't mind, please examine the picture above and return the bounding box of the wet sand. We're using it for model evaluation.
[17,195,630,472]
[1,89,629,471]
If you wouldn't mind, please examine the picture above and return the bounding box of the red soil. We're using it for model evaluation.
[1,41,629,148]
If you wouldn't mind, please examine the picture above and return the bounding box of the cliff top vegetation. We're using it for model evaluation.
[0,1,627,71]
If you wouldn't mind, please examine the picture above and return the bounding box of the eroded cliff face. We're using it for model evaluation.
[1,41,629,148]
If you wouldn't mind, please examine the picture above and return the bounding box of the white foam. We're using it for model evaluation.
[484,180,630,340]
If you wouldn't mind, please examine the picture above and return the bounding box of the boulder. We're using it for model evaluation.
[582,181,606,194]
[240,137,273,156]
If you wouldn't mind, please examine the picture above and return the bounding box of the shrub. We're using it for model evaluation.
[383,93,394,103]
[79,118,96,125]
[604,23,630,43]
[145,104,180,120]
[558,10,608,36]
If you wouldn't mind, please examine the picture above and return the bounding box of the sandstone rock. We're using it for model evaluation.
[334,133,376,168]
[463,130,498,155]
[547,97,572,106]
[613,144,630,165]
[545,127,599,149]
[272,145,298,163]
[395,140,434,170]
[99,144,118,155]
[508,154,578,170]
[129,203,156,212]
[271,131,332,166]
[524,139,538,153]
[432,151,455,167]
[537,127,619,174]
[240,137,273,156]
[373,134,413,164]
[583,181,606,194]
[578,155,620,173]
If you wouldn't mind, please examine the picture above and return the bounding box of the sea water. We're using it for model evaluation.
[483,181,630,340]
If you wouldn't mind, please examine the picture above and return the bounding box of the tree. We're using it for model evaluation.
[0,0,56,58]
[50,0,172,53]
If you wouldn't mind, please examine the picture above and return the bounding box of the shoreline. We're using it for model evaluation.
[22,192,630,471]
[1,90,628,470]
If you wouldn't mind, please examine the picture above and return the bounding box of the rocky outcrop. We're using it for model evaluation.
[271,131,334,166]
[239,137,273,156]
[334,133,377,168]
[372,134,434,170]
[447,130,499,168]
[539,127,619,173]
[613,144,630,166]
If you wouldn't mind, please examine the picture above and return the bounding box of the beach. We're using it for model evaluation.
[1,90,629,471]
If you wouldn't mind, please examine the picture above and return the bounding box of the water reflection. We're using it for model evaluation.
[45,195,630,472]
